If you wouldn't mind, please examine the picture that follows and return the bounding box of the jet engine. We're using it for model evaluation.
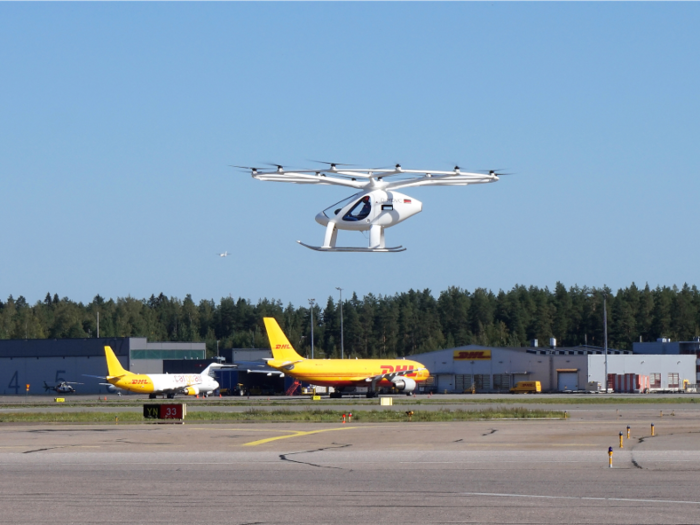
[106,384,118,394]
[184,386,200,396]
[391,377,417,393]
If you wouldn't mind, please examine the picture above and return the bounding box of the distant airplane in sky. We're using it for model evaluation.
[218,251,229,257]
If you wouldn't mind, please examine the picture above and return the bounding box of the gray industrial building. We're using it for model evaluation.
[0,337,205,395]
[411,344,696,393]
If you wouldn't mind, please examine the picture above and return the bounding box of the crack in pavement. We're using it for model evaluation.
[482,429,498,436]
[23,446,66,454]
[279,443,352,471]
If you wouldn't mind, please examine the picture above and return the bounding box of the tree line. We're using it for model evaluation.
[0,283,698,358]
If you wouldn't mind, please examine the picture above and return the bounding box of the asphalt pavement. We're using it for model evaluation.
[1,402,699,524]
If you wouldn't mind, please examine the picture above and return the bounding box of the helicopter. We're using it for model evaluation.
[43,381,83,394]
[236,162,503,252]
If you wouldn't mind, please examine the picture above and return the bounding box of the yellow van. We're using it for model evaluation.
[510,381,541,394]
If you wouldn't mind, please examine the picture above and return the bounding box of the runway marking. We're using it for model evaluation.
[243,427,356,446]
[460,492,700,505]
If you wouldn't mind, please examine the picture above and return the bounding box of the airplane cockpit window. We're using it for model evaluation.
[343,196,372,221]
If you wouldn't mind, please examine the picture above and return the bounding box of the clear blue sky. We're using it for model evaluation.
[1,3,699,308]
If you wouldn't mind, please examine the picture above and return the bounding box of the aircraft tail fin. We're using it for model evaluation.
[104,346,132,378]
[263,317,305,362]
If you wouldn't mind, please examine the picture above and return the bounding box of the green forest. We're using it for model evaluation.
[0,283,698,357]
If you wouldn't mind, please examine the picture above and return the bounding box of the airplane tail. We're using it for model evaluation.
[104,346,132,378]
[263,317,305,362]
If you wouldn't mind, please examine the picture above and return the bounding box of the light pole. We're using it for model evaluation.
[336,287,344,359]
[308,299,315,359]
[588,291,609,392]
[603,294,608,392]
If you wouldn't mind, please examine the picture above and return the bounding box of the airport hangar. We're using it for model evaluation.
[0,339,296,396]
[411,340,697,393]
[1,337,695,395]
[0,337,206,395]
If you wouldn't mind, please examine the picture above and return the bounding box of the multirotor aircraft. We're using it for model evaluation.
[43,381,82,394]
[237,162,502,252]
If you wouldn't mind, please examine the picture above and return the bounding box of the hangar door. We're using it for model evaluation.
[557,372,578,391]
[437,374,454,393]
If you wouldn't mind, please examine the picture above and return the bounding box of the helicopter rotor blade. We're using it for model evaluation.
[308,159,357,167]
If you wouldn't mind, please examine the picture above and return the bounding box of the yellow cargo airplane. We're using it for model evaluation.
[97,346,225,399]
[263,317,429,397]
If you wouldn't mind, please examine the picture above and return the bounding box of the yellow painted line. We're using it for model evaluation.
[243,426,357,446]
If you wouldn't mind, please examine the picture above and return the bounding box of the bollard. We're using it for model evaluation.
[626,426,631,439]
[348,413,353,423]
[619,432,624,448]
[342,414,346,424]
[564,411,568,419]
[651,423,655,436]
[406,410,414,422]
[608,447,613,468]
[115,416,118,425]
[660,410,663,418]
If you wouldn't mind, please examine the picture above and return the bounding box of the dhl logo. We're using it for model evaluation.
[453,350,491,361]
[130,379,149,385]
[275,344,292,350]
[380,364,417,376]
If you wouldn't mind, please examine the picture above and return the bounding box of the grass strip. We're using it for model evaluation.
[0,407,564,423]
[2,396,697,410]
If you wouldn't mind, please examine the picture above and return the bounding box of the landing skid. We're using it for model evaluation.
[297,241,406,253]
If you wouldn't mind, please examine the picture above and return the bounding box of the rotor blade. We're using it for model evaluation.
[228,165,259,172]
[308,159,356,166]
[484,170,515,176]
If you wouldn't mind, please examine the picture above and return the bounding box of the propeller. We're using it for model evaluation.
[477,169,515,176]
[229,165,259,174]
[262,162,287,172]
[308,159,356,170]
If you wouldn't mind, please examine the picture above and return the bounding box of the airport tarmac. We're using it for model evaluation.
[1,404,699,524]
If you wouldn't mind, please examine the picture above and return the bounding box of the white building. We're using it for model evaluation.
[411,345,696,393]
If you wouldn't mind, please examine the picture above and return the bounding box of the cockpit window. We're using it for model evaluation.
[343,196,372,221]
